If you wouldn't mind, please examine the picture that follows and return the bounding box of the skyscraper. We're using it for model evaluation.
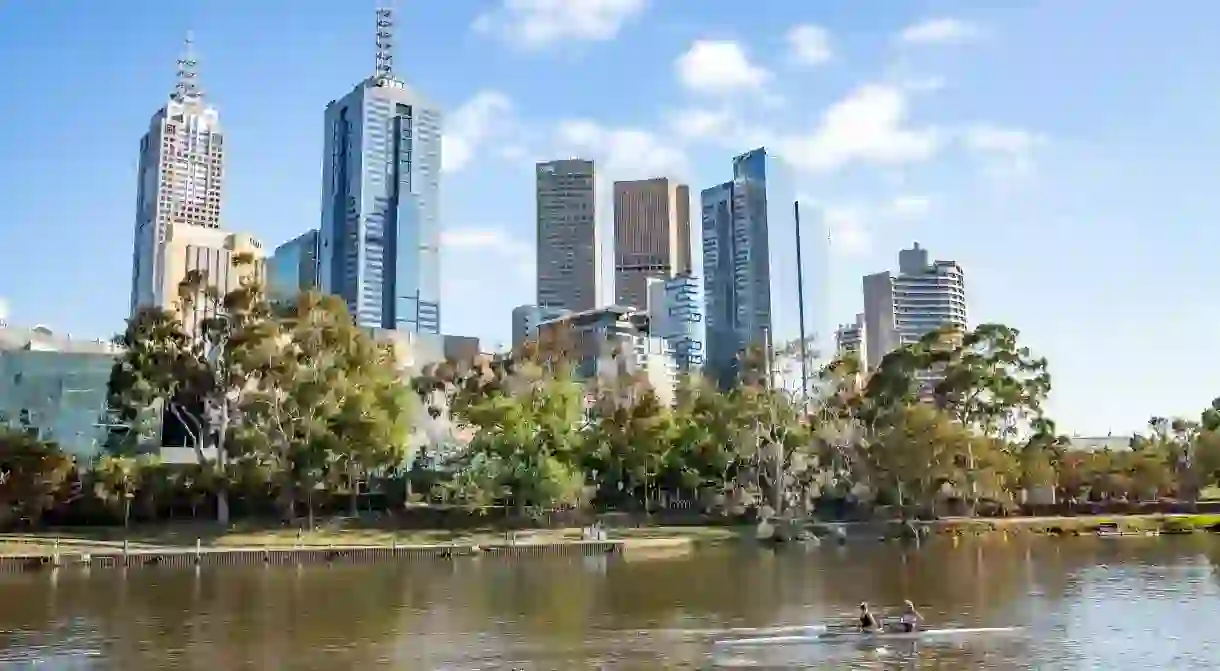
[862,243,968,370]
[268,230,320,302]
[536,159,597,313]
[129,35,226,314]
[700,148,773,387]
[318,8,442,333]
[613,177,692,309]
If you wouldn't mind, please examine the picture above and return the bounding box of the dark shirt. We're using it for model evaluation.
[860,612,878,629]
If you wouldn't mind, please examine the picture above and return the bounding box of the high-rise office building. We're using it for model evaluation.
[646,274,704,372]
[268,230,320,302]
[700,148,773,387]
[160,227,265,334]
[129,35,226,315]
[613,178,691,309]
[862,243,967,370]
[536,159,598,313]
[834,313,867,365]
[318,8,442,333]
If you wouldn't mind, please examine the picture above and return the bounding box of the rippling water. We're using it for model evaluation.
[1,535,1218,669]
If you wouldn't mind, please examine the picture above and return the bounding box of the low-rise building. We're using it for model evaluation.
[0,326,123,459]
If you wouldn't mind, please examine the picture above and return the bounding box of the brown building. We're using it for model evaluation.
[613,178,692,309]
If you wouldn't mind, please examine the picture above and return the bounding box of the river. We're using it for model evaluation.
[2,535,1219,669]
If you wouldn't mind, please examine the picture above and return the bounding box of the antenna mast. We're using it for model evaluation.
[173,32,203,102]
[375,5,395,80]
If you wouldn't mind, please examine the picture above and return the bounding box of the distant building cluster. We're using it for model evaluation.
[0,8,990,457]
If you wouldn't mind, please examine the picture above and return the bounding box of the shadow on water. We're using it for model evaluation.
[0,535,1218,669]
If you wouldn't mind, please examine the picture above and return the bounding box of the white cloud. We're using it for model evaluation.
[963,124,1046,178]
[0,296,8,323]
[473,0,648,49]
[786,24,833,66]
[778,84,940,174]
[442,91,515,173]
[665,106,734,141]
[963,124,1045,155]
[554,119,689,178]
[822,205,871,256]
[442,227,530,255]
[886,194,933,219]
[897,18,982,46]
[675,40,771,95]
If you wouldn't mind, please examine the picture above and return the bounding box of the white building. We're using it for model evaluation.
[834,313,867,367]
[862,243,967,370]
[128,36,264,329]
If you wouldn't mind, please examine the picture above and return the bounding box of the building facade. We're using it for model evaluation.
[834,313,867,366]
[510,304,570,351]
[0,326,123,459]
[536,159,598,313]
[163,226,265,333]
[700,148,773,387]
[319,12,442,334]
[129,37,226,315]
[646,274,705,372]
[862,243,967,370]
[535,306,678,402]
[268,230,320,302]
[613,177,692,309]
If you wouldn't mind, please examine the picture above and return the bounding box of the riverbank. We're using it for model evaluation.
[0,524,741,570]
[929,513,1220,537]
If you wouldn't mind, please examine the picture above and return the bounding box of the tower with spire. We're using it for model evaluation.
[129,35,262,329]
[316,5,444,334]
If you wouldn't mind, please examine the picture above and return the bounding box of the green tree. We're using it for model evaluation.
[583,376,675,510]
[0,430,75,528]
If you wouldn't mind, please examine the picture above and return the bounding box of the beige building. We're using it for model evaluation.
[160,224,265,333]
[613,177,692,309]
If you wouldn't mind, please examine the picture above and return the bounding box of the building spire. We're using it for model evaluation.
[172,32,203,102]
[374,4,395,80]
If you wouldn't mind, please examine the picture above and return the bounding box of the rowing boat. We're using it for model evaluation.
[713,626,1021,647]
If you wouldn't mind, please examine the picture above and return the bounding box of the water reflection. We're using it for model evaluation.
[0,536,1217,669]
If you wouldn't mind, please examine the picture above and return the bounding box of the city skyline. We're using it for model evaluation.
[3,0,1219,434]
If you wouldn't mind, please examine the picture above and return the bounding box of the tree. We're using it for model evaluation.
[867,404,974,512]
[0,430,75,528]
[453,368,587,510]
[583,375,675,510]
[92,454,158,528]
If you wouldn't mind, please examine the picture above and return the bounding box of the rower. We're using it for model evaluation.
[858,602,879,631]
[898,600,921,633]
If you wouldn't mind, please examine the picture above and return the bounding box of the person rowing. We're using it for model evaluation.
[898,600,921,633]
[858,602,879,632]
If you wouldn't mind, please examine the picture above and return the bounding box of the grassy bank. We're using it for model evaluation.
[932,513,1220,536]
[0,524,745,556]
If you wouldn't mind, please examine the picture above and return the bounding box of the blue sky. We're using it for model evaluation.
[1,0,1217,435]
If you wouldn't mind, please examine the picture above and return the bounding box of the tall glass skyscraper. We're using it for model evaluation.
[318,9,442,333]
[700,148,773,387]
[268,230,320,303]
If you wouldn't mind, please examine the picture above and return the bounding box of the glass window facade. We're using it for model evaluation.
[0,349,117,459]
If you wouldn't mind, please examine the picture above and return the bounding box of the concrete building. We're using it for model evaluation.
[161,226,266,333]
[613,178,692,309]
[510,304,570,351]
[129,36,227,315]
[536,159,598,313]
[834,313,866,367]
[535,306,678,403]
[646,274,705,372]
[862,243,967,370]
[319,8,442,334]
[268,229,320,302]
[0,326,124,459]
[701,148,773,387]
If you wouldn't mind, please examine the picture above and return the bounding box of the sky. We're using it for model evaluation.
[1,0,1218,436]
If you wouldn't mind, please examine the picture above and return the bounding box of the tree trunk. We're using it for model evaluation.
[215,403,231,525]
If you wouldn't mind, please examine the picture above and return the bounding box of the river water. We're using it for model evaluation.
[2,536,1219,669]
